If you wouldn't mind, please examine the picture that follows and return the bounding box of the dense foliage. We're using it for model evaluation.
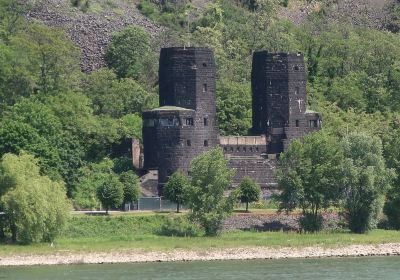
[276,131,344,232]
[238,176,261,212]
[341,133,394,233]
[0,0,400,234]
[0,153,71,243]
[186,148,236,236]
[164,171,190,213]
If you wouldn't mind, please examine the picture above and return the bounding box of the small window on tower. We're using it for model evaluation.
[203,62,207,67]
[295,86,299,95]
[185,118,193,126]
[204,118,208,126]
[187,140,191,146]
[203,83,208,92]
[296,120,299,127]
[294,65,300,71]
[204,140,209,147]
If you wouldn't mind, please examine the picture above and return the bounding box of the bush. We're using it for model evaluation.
[384,187,400,229]
[299,213,323,232]
[159,217,200,237]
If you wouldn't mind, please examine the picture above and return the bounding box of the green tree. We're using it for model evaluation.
[341,132,394,233]
[96,174,124,214]
[384,185,400,230]
[164,171,190,213]
[238,176,261,212]
[119,171,140,204]
[0,153,71,243]
[216,80,252,135]
[73,159,115,210]
[105,26,152,79]
[186,147,235,236]
[276,131,344,232]
[0,0,27,40]
[83,68,154,118]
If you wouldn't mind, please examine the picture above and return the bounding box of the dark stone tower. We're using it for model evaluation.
[159,47,219,148]
[251,52,321,154]
[142,47,219,192]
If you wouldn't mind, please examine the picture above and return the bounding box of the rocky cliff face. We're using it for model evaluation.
[26,0,394,73]
[280,0,392,29]
[26,0,162,72]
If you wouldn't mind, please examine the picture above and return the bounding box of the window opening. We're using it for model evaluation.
[202,83,207,92]
[185,118,193,126]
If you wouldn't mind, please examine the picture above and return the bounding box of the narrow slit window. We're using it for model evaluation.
[296,120,299,127]
[186,140,191,146]
[204,118,208,126]
[202,83,207,92]
[204,140,208,147]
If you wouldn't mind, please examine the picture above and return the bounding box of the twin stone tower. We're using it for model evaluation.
[141,47,321,197]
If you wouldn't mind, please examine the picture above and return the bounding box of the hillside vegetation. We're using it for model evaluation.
[1,0,400,238]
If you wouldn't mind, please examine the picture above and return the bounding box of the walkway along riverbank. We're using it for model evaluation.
[1,243,400,266]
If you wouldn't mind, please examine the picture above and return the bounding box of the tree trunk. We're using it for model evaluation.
[177,202,180,213]
[106,207,109,215]
[246,202,249,212]
[10,222,17,243]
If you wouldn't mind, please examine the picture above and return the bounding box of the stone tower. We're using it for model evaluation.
[251,52,321,154]
[142,47,219,192]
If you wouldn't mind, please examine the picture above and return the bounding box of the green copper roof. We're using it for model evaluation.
[150,106,193,111]
[305,109,319,114]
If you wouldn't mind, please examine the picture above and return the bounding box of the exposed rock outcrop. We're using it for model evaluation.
[26,0,162,72]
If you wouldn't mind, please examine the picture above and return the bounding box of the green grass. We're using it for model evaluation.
[1,229,399,256]
[0,213,399,256]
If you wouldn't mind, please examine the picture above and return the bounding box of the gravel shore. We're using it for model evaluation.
[1,243,400,266]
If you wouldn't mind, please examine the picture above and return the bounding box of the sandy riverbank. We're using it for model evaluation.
[1,243,400,266]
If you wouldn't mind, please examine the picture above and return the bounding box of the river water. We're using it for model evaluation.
[1,256,399,279]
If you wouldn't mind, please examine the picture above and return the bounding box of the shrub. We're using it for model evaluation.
[159,217,200,237]
[384,186,400,230]
[299,213,324,232]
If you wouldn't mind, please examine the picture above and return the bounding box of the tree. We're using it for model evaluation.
[384,185,400,230]
[73,159,114,210]
[119,171,140,205]
[186,147,236,236]
[164,171,190,213]
[216,80,252,135]
[83,68,154,118]
[0,153,71,243]
[239,176,261,212]
[341,132,394,233]
[105,26,152,79]
[0,0,28,41]
[276,131,344,232]
[96,174,124,214]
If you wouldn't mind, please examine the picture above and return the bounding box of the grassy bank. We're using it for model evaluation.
[0,212,399,256]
